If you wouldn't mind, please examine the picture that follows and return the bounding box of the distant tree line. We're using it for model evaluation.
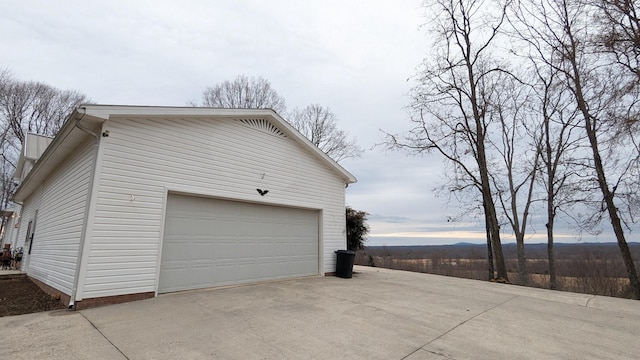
[357,243,640,298]
[387,0,640,299]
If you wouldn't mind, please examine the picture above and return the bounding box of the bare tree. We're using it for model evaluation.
[387,0,512,281]
[489,76,541,286]
[200,74,287,114]
[513,0,640,298]
[567,1,640,300]
[289,104,362,162]
[507,1,586,290]
[534,70,583,290]
[596,0,640,80]
[0,80,86,143]
[0,69,89,236]
[198,75,362,162]
[595,0,640,224]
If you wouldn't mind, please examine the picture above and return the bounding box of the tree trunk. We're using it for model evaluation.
[483,185,508,281]
[484,202,495,280]
[546,178,557,289]
[516,234,529,286]
[546,222,557,290]
[544,115,558,290]
[477,145,507,281]
[465,37,508,283]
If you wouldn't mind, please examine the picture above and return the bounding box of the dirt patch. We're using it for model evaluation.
[0,276,65,317]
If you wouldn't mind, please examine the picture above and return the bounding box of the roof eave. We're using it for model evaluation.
[12,108,104,202]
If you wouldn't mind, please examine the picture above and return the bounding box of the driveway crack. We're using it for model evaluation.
[400,295,518,360]
[238,310,291,359]
[80,312,130,360]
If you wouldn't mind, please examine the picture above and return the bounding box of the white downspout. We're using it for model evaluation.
[68,107,102,309]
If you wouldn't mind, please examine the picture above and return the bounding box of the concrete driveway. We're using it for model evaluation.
[1,266,639,359]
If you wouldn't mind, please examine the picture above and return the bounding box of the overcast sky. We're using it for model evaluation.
[1,0,633,246]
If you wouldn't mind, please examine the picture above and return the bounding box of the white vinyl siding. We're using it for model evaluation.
[18,138,95,295]
[80,116,346,299]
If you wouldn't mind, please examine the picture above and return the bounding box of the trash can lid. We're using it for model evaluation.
[335,250,356,254]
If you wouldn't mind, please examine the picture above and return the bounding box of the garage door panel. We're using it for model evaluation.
[164,216,193,234]
[159,194,319,293]
[159,267,191,293]
[190,241,215,260]
[293,243,318,256]
[191,266,215,286]
[162,241,190,261]
[216,242,257,259]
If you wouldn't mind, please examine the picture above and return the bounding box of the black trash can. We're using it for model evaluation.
[335,250,356,278]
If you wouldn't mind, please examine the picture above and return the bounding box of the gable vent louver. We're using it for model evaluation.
[236,118,287,138]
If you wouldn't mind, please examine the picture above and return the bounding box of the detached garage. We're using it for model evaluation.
[11,105,356,309]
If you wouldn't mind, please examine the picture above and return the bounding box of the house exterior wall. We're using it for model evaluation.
[77,116,346,300]
[15,196,38,253]
[16,138,95,296]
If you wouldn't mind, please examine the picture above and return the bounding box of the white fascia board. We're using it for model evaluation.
[81,104,279,119]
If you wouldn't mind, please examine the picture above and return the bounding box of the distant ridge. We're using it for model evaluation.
[366,242,640,248]
[361,242,640,260]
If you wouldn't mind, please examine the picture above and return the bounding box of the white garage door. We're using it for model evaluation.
[158,194,319,293]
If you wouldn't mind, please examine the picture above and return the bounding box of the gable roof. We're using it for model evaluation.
[13,105,357,202]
